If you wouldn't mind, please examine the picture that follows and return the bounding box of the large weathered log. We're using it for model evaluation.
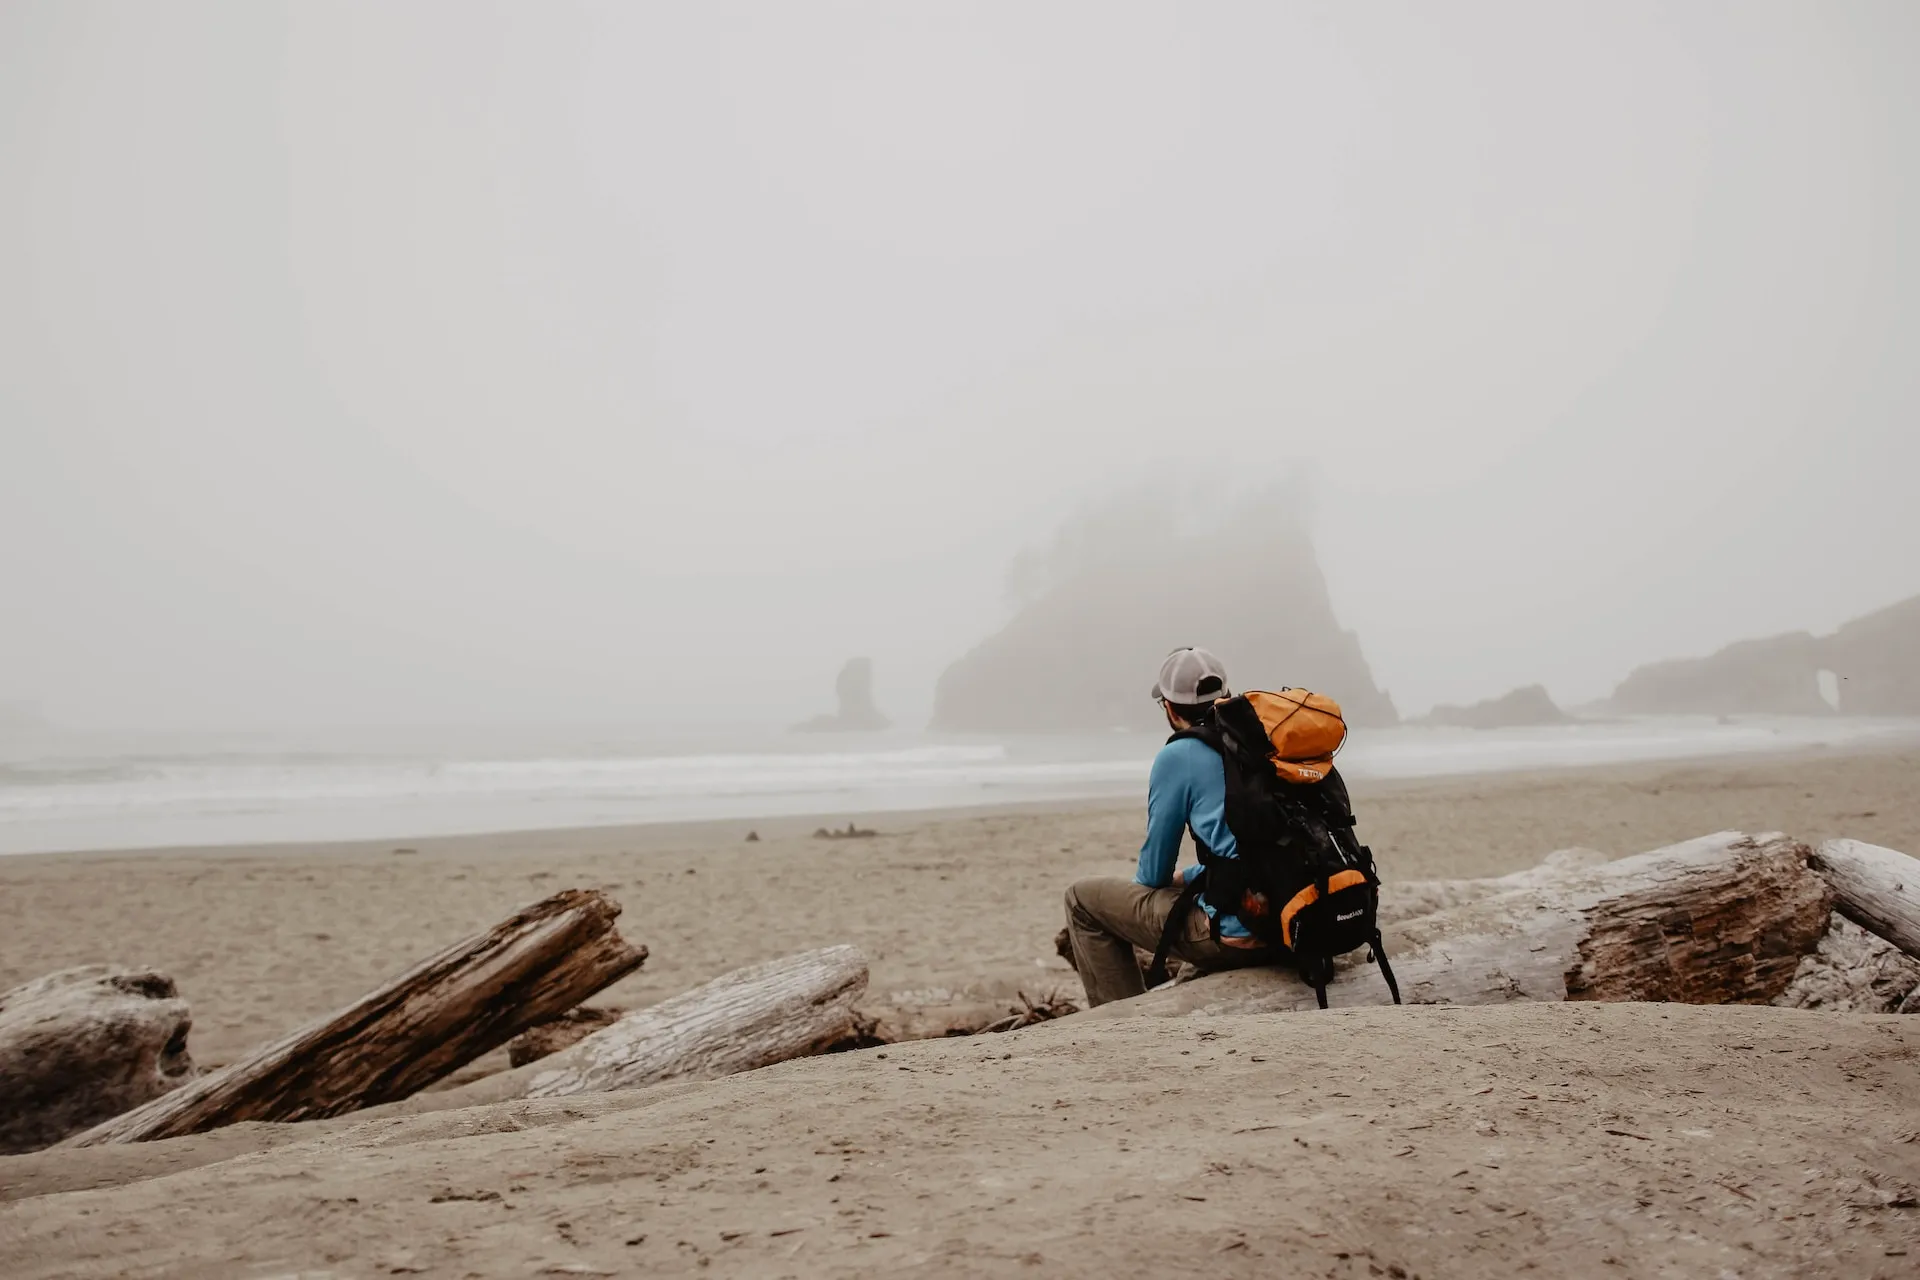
[0,967,196,1154]
[1810,839,1920,961]
[381,945,870,1113]
[523,944,866,1098]
[1088,831,1832,1018]
[68,889,645,1146]
[1367,846,1913,1015]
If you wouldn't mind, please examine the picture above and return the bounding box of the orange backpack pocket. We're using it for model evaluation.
[1242,688,1348,783]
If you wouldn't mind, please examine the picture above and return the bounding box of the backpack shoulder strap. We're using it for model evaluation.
[1167,723,1221,752]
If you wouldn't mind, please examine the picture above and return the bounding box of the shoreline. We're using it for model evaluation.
[6,714,1918,861]
[6,731,1918,868]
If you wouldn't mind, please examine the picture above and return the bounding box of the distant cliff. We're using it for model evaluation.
[1609,593,1920,716]
[1611,633,1831,716]
[793,658,891,732]
[930,495,1396,733]
[1824,594,1920,715]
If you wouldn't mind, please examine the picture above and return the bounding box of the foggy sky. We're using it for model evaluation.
[3,2,1917,732]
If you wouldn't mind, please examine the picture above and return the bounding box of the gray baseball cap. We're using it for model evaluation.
[1151,647,1230,705]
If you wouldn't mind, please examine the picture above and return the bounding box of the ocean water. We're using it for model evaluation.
[2,716,1916,857]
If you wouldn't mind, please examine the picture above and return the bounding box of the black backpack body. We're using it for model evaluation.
[1149,695,1401,1008]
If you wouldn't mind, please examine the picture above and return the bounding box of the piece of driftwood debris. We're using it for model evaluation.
[520,945,868,1098]
[1087,832,1832,1018]
[0,967,196,1154]
[978,989,1082,1034]
[508,1005,626,1067]
[1774,916,1920,1013]
[1809,839,1920,962]
[69,889,646,1146]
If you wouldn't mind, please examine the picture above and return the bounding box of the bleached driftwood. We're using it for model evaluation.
[69,889,645,1146]
[1378,847,1611,925]
[523,945,867,1098]
[0,967,197,1154]
[1089,832,1833,1018]
[1810,839,1920,962]
[1773,917,1920,1013]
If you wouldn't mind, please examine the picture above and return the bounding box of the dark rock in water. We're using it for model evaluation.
[0,966,196,1154]
[929,495,1396,732]
[1607,593,1920,717]
[1418,684,1571,729]
[793,657,891,732]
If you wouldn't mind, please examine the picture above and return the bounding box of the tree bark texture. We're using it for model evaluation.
[0,967,196,1154]
[1088,832,1832,1019]
[1810,839,1920,962]
[68,888,645,1146]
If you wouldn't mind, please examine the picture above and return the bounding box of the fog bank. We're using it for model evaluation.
[4,3,1916,732]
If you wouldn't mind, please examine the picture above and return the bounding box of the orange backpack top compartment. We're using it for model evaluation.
[1240,688,1348,783]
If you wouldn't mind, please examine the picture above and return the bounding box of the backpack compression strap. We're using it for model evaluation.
[1371,929,1403,1005]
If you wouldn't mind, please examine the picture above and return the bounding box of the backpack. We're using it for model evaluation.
[1148,689,1401,1009]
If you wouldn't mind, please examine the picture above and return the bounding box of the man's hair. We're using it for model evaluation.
[1164,674,1225,725]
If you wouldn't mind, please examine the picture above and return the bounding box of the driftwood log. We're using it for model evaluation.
[69,889,645,1146]
[1810,839,1920,961]
[1089,831,1833,1018]
[0,967,196,1154]
[387,945,872,1114]
[523,944,866,1098]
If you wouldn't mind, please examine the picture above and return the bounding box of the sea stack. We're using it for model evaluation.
[930,498,1396,733]
[793,658,891,732]
[1416,684,1572,729]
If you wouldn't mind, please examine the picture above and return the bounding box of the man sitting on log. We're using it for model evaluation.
[1063,648,1275,1005]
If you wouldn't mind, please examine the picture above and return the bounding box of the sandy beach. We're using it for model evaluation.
[3,745,1918,1276]
[3,746,1915,1065]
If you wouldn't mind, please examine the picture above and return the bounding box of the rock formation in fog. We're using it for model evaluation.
[929,492,1396,733]
[1417,684,1571,730]
[1611,632,1831,716]
[1609,593,1920,716]
[793,658,891,732]
[1823,593,1920,715]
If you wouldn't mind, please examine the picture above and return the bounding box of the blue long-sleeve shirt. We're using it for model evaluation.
[1135,736,1252,939]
